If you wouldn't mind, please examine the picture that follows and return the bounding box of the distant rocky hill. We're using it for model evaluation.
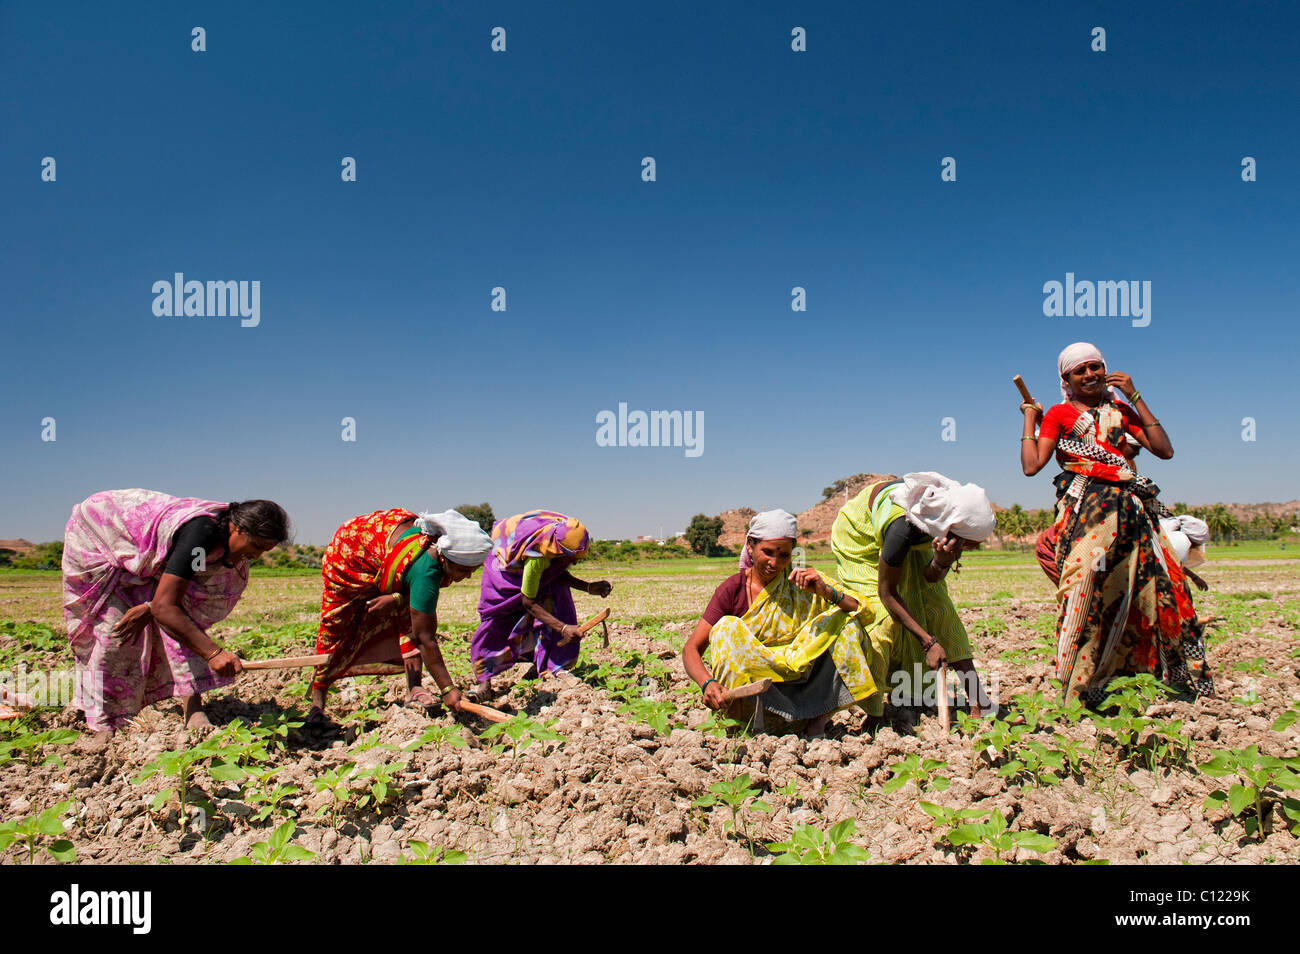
[713,475,1299,546]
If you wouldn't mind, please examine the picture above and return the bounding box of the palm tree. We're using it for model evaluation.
[1205,506,1236,544]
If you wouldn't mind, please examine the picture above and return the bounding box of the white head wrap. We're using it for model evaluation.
[1159,514,1210,568]
[1057,341,1125,404]
[414,510,493,567]
[739,509,799,569]
[889,472,995,543]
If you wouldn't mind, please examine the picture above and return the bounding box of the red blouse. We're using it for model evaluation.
[702,571,752,626]
[1040,401,1143,478]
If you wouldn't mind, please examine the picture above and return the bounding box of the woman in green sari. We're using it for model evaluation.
[831,472,997,721]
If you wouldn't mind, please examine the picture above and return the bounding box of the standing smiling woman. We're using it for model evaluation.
[62,490,289,747]
[1021,342,1212,703]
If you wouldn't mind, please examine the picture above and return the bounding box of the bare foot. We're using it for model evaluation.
[304,706,337,732]
[75,730,113,754]
[185,710,214,732]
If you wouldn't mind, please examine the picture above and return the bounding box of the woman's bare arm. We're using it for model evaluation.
[149,573,242,676]
[682,618,726,710]
[878,563,946,668]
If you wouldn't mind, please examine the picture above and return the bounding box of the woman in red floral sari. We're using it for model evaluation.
[1020,343,1212,703]
[311,508,491,722]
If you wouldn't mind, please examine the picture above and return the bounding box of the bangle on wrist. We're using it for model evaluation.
[439,684,457,697]
[203,645,223,661]
[1129,390,1141,404]
[1142,419,1161,428]
[1021,436,1036,442]
[701,677,716,695]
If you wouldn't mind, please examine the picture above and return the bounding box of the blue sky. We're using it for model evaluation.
[2,1,1296,544]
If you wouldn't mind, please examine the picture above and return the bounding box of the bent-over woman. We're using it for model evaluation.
[831,472,997,720]
[471,511,611,689]
[63,489,289,745]
[312,509,491,720]
[1020,342,1212,703]
[682,510,877,736]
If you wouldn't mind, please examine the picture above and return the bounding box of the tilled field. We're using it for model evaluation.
[2,564,1299,865]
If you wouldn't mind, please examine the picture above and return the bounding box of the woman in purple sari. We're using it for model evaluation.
[62,489,288,746]
[470,511,611,690]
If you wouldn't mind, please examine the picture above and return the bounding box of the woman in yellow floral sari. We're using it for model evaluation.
[681,510,875,735]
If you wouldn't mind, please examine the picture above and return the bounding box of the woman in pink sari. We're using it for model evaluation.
[62,489,289,745]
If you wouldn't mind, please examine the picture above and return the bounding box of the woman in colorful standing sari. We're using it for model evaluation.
[831,473,998,721]
[470,511,611,689]
[311,509,492,721]
[62,490,289,746]
[1020,342,1213,703]
[682,510,877,736]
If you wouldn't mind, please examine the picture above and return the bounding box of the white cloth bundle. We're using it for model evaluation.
[889,472,995,542]
[1159,515,1210,568]
[415,510,493,567]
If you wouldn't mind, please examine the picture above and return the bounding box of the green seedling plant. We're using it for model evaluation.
[312,761,359,828]
[342,707,383,727]
[480,714,566,761]
[919,801,990,835]
[1200,745,1300,839]
[692,772,771,854]
[208,720,270,766]
[940,808,1057,864]
[256,710,305,750]
[237,766,300,823]
[247,783,300,824]
[766,818,870,865]
[997,739,1067,787]
[0,800,76,864]
[616,696,678,735]
[1093,676,1188,771]
[396,841,467,865]
[1051,733,1092,778]
[228,820,315,865]
[882,754,950,796]
[349,726,402,754]
[133,740,240,825]
[697,709,744,738]
[403,724,468,752]
[973,718,1033,766]
[0,727,80,768]
[1007,688,1085,730]
[354,759,408,812]
[1273,702,1300,733]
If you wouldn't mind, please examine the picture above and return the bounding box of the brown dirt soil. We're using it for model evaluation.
[4,594,1298,865]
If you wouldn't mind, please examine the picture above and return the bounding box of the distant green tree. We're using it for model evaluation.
[684,514,724,555]
[1205,506,1237,543]
[455,503,496,534]
[1029,509,1054,532]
